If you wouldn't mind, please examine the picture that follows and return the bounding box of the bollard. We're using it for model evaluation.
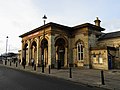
[49,65,51,74]
[57,60,59,70]
[57,60,61,70]
[16,62,17,67]
[10,61,11,66]
[42,63,44,73]
[23,65,25,69]
[5,60,7,65]
[69,67,72,78]
[101,70,105,85]
[34,64,36,71]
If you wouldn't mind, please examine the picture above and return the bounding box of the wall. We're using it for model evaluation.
[91,49,108,70]
[51,26,69,68]
[72,27,90,68]
[98,37,120,69]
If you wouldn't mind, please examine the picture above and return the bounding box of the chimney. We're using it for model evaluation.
[94,17,101,27]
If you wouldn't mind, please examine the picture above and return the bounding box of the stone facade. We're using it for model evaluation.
[19,17,120,70]
[97,37,120,69]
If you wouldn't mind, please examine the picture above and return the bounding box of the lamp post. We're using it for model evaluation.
[42,15,47,73]
[5,36,8,65]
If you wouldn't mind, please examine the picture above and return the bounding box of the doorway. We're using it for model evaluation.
[57,46,65,66]
[55,38,66,68]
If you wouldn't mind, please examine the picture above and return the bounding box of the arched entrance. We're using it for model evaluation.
[55,38,66,68]
[31,41,37,64]
[108,55,113,69]
[57,46,65,66]
[41,38,48,67]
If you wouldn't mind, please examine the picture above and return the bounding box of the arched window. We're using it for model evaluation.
[77,42,84,60]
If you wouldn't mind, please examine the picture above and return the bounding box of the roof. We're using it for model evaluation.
[19,22,105,38]
[1,52,18,57]
[90,46,116,50]
[19,22,71,38]
[98,31,120,41]
[73,23,105,31]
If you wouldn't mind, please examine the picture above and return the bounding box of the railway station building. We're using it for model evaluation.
[19,17,120,70]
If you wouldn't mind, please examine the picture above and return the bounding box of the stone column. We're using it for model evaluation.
[39,46,42,66]
[37,37,40,66]
[47,35,56,68]
[73,47,77,66]
[56,46,58,60]
[55,46,58,68]
[51,36,56,68]
[27,39,31,66]
[47,36,51,68]
[64,47,68,67]
[68,38,72,67]
[21,40,24,64]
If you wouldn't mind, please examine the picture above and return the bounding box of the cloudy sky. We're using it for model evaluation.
[0,0,120,54]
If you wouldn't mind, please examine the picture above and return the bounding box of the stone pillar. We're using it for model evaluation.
[64,47,68,67]
[68,38,72,67]
[51,36,56,68]
[74,47,77,66]
[47,36,51,68]
[37,37,40,66]
[21,40,24,64]
[27,39,31,66]
[39,47,42,66]
[55,46,58,68]
[56,46,58,60]
[47,35,56,68]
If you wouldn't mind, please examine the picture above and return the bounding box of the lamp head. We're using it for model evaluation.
[42,15,47,20]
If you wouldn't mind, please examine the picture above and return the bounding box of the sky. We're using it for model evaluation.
[0,0,120,54]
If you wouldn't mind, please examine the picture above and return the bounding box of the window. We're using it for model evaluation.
[98,53,103,64]
[77,42,84,60]
[92,53,97,63]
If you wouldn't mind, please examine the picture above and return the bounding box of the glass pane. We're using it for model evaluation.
[78,45,80,52]
[78,53,80,60]
[81,45,83,52]
[77,42,84,60]
[81,53,83,60]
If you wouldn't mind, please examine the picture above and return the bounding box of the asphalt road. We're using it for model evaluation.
[0,66,105,90]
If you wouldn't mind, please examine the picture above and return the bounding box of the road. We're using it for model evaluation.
[0,66,105,90]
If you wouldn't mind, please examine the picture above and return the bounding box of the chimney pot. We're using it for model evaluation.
[94,17,101,27]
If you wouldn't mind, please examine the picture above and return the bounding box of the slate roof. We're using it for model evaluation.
[90,46,116,50]
[98,31,120,40]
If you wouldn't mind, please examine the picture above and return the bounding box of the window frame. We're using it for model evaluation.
[77,42,84,61]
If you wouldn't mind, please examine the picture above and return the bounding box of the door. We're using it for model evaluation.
[108,55,112,69]
[58,46,65,67]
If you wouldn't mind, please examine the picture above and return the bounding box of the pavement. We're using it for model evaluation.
[1,61,120,90]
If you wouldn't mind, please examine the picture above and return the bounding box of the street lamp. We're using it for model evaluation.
[43,15,47,25]
[5,36,8,65]
[42,15,47,73]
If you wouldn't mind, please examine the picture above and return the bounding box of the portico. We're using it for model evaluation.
[19,23,69,68]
